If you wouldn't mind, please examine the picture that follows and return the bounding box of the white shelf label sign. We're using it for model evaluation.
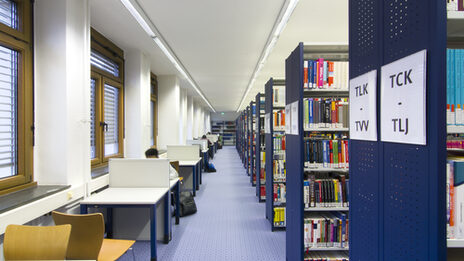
[264,113,271,134]
[380,49,427,145]
[291,101,299,135]
[349,70,377,141]
[285,104,291,134]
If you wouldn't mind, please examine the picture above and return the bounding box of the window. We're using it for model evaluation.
[0,0,33,193]
[91,29,124,168]
[150,74,157,148]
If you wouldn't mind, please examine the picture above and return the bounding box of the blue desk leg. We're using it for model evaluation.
[175,182,180,225]
[200,160,203,185]
[80,204,88,214]
[106,208,113,238]
[196,163,200,191]
[164,191,170,244]
[192,166,196,196]
[150,204,157,261]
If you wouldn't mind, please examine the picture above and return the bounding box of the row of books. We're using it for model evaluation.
[273,183,286,203]
[447,158,464,239]
[273,159,286,179]
[274,207,286,226]
[447,134,464,149]
[274,135,286,152]
[304,252,348,261]
[447,0,464,11]
[303,98,349,129]
[303,174,349,208]
[303,60,349,90]
[274,109,285,128]
[303,137,349,169]
[447,49,464,125]
[304,212,349,249]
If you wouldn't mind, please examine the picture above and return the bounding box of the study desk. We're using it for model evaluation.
[80,188,169,261]
[179,158,202,196]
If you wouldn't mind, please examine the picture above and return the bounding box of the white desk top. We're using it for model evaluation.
[178,158,201,166]
[202,149,208,153]
[170,178,180,189]
[81,188,168,205]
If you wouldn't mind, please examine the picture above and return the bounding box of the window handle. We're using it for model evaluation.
[100,121,108,132]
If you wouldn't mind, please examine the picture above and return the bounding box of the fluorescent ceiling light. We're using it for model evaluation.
[236,0,300,112]
[120,0,156,37]
[120,0,215,112]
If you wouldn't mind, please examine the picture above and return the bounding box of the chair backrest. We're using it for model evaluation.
[170,160,180,173]
[3,224,71,260]
[52,211,105,260]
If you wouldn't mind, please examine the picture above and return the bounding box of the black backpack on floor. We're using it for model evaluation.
[179,191,197,217]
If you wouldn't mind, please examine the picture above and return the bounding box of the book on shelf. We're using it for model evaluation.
[304,212,349,250]
[274,183,286,203]
[447,49,464,126]
[304,251,349,261]
[303,98,349,129]
[260,186,266,197]
[273,85,286,107]
[274,135,286,151]
[303,172,349,208]
[303,133,349,169]
[303,60,349,90]
[273,158,286,179]
[448,0,464,11]
[447,157,464,240]
[274,207,286,226]
[274,109,285,128]
[448,133,464,149]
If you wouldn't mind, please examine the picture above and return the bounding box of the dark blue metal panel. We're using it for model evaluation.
[349,0,447,260]
[349,0,383,260]
[256,93,263,199]
[265,79,274,222]
[285,43,304,261]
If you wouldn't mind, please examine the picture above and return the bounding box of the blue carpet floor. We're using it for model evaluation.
[118,146,285,261]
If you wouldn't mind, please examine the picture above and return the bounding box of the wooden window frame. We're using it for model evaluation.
[0,0,33,193]
[91,28,124,169]
[150,73,157,148]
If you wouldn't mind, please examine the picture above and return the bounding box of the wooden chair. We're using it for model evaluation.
[3,224,72,260]
[52,211,135,261]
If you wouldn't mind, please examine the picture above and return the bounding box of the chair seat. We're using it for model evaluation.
[97,239,135,261]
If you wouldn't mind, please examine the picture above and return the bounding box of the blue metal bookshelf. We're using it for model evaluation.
[256,93,266,201]
[249,101,257,186]
[348,0,446,260]
[265,78,287,231]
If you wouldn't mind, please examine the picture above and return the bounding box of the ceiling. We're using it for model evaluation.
[90,0,348,112]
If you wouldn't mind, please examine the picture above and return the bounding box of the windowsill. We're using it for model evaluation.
[91,165,109,179]
[0,185,70,215]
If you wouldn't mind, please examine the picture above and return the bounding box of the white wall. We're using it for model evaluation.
[124,49,151,158]
[157,75,180,149]
[34,0,90,186]
[187,95,194,140]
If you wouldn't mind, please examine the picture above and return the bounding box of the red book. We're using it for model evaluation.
[282,136,286,150]
[345,141,349,167]
[328,61,334,87]
[459,0,464,11]
[281,110,285,126]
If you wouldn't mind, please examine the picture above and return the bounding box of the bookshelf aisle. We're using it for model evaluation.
[285,43,350,261]
[447,6,464,250]
[211,120,236,146]
[265,78,287,231]
[245,106,250,174]
[256,93,266,201]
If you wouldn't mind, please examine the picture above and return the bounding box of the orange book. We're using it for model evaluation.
[281,110,285,126]
[328,61,334,87]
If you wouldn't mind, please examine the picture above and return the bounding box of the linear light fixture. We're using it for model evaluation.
[236,0,299,112]
[120,0,216,112]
